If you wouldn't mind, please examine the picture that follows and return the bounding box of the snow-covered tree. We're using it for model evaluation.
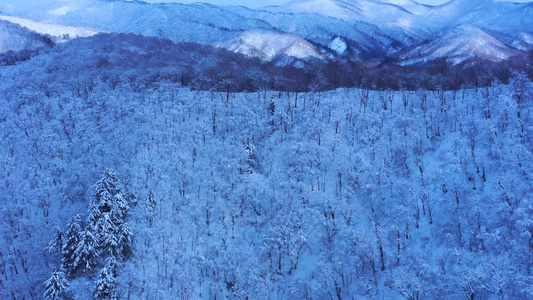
[45,222,63,254]
[117,222,133,259]
[245,139,257,170]
[145,189,157,227]
[72,229,99,273]
[61,214,83,274]
[87,169,132,260]
[98,213,119,256]
[94,257,118,300]
[240,139,258,174]
[88,169,128,226]
[145,190,157,215]
[43,271,69,300]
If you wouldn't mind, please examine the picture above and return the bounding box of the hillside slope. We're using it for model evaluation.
[0,19,52,53]
[399,25,525,65]
[0,15,104,42]
[1,0,532,66]
[1,58,532,298]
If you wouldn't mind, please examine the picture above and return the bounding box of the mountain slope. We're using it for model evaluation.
[273,0,533,47]
[0,2,532,299]
[1,0,531,65]
[398,25,526,65]
[274,0,422,22]
[230,6,416,57]
[1,59,532,299]
[0,19,52,54]
[217,29,325,65]
[1,1,272,44]
[0,15,105,42]
[429,0,533,32]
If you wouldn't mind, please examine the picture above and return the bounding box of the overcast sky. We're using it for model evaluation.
[143,0,532,8]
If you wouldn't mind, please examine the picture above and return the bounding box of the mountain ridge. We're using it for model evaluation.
[398,24,526,66]
[0,0,531,85]
[0,19,52,54]
[1,0,531,61]
[1,3,532,298]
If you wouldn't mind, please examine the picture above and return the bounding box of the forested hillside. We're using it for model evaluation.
[1,0,532,299]
[1,69,531,298]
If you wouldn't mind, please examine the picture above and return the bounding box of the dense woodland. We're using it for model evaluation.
[1,33,532,93]
[0,34,532,298]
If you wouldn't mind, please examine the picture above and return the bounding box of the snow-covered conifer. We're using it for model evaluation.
[72,229,99,273]
[93,257,117,299]
[145,190,157,215]
[240,139,257,174]
[245,139,257,169]
[98,213,119,255]
[43,271,69,300]
[87,169,132,260]
[88,169,128,227]
[61,214,83,274]
[269,98,276,116]
[45,222,63,254]
[117,222,133,259]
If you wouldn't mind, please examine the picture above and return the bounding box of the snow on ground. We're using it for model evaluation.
[0,67,531,298]
[399,24,525,65]
[0,15,105,42]
[218,29,325,63]
[329,36,347,54]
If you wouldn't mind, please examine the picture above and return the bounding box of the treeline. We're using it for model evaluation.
[1,32,531,93]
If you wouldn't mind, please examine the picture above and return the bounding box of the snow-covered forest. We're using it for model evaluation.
[1,0,533,299]
[1,59,532,298]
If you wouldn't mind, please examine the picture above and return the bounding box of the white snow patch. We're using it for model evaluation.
[395,18,413,29]
[217,29,324,63]
[329,37,347,54]
[0,15,106,42]
[50,6,71,16]
[521,32,533,44]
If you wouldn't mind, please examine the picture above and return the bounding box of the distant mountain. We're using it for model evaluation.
[0,15,104,43]
[0,19,52,54]
[1,1,268,44]
[273,0,426,24]
[0,0,531,89]
[217,30,325,66]
[2,0,531,65]
[398,25,526,66]
[277,0,533,33]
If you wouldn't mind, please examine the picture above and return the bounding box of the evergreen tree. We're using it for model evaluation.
[94,257,118,300]
[117,222,133,259]
[88,169,128,229]
[245,139,257,170]
[61,214,83,274]
[99,213,119,255]
[240,139,257,174]
[43,271,69,300]
[87,169,132,260]
[146,190,157,215]
[72,229,99,273]
[145,189,157,227]
[45,222,63,254]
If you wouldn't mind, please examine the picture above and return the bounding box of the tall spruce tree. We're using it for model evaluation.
[46,222,63,254]
[43,271,69,300]
[93,257,117,299]
[61,214,83,274]
[87,169,132,260]
[146,190,157,215]
[72,228,99,273]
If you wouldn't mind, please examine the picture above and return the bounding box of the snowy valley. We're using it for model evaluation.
[0,0,532,299]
